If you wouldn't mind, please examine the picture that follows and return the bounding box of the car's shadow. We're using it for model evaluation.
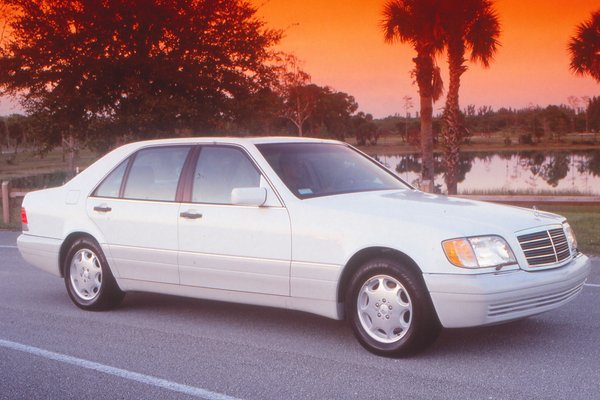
[115,291,576,359]
[431,319,552,355]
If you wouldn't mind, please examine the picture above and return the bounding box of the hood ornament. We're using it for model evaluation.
[532,205,541,219]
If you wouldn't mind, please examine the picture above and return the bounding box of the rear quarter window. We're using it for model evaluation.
[93,160,128,198]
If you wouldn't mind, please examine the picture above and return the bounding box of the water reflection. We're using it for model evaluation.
[374,150,600,195]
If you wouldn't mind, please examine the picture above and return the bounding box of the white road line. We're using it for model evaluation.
[584,283,600,288]
[0,339,240,400]
[0,245,17,248]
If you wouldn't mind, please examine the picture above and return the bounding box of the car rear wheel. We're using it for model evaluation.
[64,237,124,310]
[346,258,440,357]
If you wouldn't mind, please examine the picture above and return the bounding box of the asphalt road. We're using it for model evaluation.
[1,230,599,400]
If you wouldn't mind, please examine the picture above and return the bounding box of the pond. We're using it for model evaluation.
[374,150,600,195]
[6,150,600,196]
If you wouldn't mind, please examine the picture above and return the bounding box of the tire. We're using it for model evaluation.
[345,258,441,357]
[64,237,125,310]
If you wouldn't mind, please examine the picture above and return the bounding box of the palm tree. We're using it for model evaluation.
[440,0,500,194]
[382,0,444,192]
[568,9,600,83]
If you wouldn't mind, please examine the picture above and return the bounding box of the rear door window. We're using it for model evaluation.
[122,146,191,201]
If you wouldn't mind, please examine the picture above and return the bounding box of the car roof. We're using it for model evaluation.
[123,136,341,148]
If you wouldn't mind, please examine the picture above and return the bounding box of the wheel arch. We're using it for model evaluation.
[59,232,102,278]
[337,247,430,312]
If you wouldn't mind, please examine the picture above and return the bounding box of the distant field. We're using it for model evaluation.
[0,148,98,180]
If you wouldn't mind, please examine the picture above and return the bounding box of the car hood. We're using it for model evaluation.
[305,189,565,238]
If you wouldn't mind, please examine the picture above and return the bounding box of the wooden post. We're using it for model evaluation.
[2,181,10,224]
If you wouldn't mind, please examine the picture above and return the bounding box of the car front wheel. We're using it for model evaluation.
[346,258,440,357]
[64,237,124,310]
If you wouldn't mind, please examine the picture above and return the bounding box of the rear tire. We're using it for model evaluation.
[64,237,124,310]
[346,258,440,357]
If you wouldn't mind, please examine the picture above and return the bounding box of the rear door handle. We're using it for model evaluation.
[180,211,203,219]
[93,204,112,213]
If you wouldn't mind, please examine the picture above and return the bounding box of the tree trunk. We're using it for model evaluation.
[585,109,589,133]
[288,117,303,137]
[442,39,467,195]
[414,54,436,192]
[61,133,66,162]
[419,95,434,192]
[65,133,77,179]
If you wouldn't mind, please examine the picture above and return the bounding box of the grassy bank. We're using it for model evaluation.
[537,205,600,255]
[355,135,600,156]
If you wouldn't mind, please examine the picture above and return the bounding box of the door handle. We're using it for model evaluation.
[180,211,203,219]
[93,204,112,213]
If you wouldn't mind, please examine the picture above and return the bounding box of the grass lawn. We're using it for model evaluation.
[538,205,600,256]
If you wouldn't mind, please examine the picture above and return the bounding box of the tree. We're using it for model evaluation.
[7,116,23,154]
[0,113,26,163]
[275,54,315,136]
[581,95,591,132]
[0,0,281,172]
[588,96,600,142]
[542,105,571,141]
[402,95,413,140]
[440,0,500,194]
[567,95,581,132]
[383,0,445,192]
[352,112,379,145]
[309,86,358,139]
[231,87,285,135]
[0,118,7,151]
[568,9,600,83]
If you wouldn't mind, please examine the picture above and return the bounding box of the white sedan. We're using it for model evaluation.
[17,137,591,356]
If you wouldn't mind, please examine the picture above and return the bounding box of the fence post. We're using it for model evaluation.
[1,181,10,225]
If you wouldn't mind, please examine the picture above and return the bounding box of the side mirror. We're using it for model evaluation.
[231,187,267,206]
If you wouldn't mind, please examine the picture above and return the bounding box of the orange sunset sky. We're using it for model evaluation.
[255,0,599,117]
[0,0,598,117]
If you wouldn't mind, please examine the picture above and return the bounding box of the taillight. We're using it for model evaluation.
[21,207,28,231]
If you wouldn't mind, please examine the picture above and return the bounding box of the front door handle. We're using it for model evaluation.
[180,211,203,219]
[93,204,112,213]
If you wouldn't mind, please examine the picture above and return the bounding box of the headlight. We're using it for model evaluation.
[442,236,517,269]
[563,222,578,253]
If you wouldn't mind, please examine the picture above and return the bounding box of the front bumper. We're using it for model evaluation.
[423,254,591,328]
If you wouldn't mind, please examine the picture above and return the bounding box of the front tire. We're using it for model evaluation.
[64,237,125,310]
[346,258,440,357]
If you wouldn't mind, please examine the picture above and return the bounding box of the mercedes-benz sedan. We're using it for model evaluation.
[17,137,591,356]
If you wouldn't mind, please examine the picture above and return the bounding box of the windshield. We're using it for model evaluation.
[256,142,411,198]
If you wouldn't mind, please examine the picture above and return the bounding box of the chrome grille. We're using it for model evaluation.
[517,227,571,267]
